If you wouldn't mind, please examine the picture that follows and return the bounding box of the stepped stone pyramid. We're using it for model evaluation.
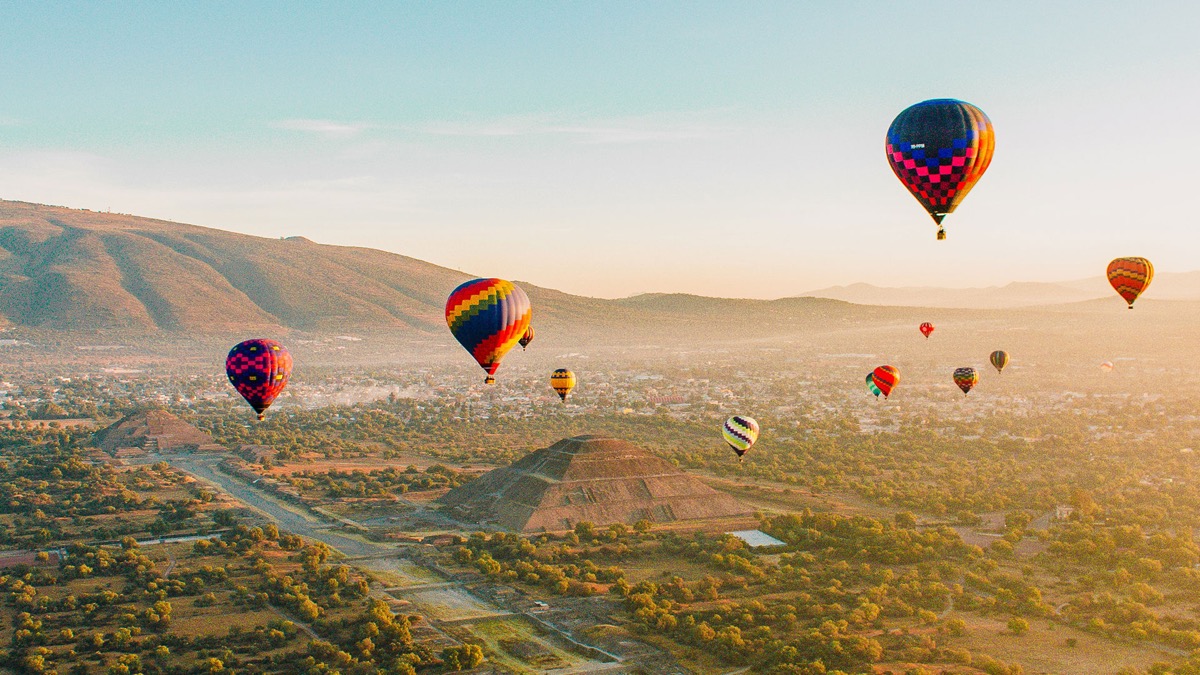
[438,435,751,532]
[94,409,224,454]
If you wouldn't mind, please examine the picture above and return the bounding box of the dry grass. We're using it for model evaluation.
[943,612,1181,675]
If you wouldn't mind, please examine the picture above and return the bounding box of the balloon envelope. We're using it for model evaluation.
[990,350,1009,374]
[953,367,979,395]
[226,339,292,420]
[872,365,900,398]
[550,368,576,402]
[919,322,934,339]
[723,416,760,459]
[519,326,535,350]
[445,278,532,384]
[1100,361,1115,372]
[1107,257,1153,309]
[886,99,995,239]
[866,372,882,397]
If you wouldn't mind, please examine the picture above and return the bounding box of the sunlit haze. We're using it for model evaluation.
[1,2,1197,297]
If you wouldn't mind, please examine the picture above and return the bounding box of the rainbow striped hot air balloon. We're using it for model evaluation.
[886,99,996,240]
[550,368,576,402]
[445,278,532,384]
[723,416,759,461]
[226,339,293,421]
[953,367,979,395]
[1107,257,1154,309]
[871,365,900,399]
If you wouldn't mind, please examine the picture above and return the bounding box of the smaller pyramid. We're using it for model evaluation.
[94,409,223,454]
[438,435,751,532]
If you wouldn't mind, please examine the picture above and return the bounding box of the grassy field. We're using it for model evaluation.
[945,611,1182,674]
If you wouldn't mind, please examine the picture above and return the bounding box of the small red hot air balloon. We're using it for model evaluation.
[871,365,900,399]
[919,322,935,339]
[519,326,535,351]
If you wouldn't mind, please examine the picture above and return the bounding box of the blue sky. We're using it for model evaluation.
[0,2,1197,297]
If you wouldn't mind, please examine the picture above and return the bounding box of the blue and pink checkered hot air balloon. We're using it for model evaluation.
[886,99,995,240]
[226,339,292,420]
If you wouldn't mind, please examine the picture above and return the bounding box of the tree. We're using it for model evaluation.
[1007,617,1029,635]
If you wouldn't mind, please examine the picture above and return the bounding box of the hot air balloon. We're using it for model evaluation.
[871,365,900,399]
[723,416,760,461]
[226,339,292,421]
[519,326,535,351]
[866,372,882,397]
[919,322,935,339]
[886,99,995,240]
[1100,361,1115,373]
[990,350,1009,374]
[1107,257,1154,309]
[445,278,532,384]
[550,368,576,402]
[953,367,979,395]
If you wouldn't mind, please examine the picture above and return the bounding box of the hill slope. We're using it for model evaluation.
[0,200,474,332]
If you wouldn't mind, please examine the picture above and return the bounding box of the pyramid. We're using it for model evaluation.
[94,409,224,454]
[438,435,752,532]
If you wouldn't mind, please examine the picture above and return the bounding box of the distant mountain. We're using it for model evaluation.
[801,273,1200,309]
[0,199,1194,335]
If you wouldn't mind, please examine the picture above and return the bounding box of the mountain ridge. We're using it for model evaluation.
[0,199,1192,334]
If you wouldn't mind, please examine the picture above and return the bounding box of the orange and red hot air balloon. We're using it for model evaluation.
[1107,257,1153,309]
[871,365,900,399]
[919,322,934,339]
[519,326,535,351]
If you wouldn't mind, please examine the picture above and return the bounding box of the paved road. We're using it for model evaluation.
[160,453,639,673]
[164,454,386,558]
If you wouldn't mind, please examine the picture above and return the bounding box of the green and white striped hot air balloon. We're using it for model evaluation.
[723,416,760,462]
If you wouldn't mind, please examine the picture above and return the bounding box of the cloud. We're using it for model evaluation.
[410,112,736,145]
[272,119,368,138]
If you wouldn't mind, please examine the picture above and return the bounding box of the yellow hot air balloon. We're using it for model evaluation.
[550,368,576,402]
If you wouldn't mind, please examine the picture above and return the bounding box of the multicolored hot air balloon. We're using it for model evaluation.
[1107,257,1154,309]
[1100,361,1115,373]
[866,372,882,397]
[226,339,292,421]
[886,99,995,240]
[990,350,1009,374]
[445,278,532,384]
[519,326,535,351]
[723,416,760,461]
[953,367,979,395]
[871,365,900,399]
[550,368,576,402]
[919,322,935,339]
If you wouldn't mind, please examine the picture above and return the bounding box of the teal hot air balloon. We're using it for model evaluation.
[866,372,882,397]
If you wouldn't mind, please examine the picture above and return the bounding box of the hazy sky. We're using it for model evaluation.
[0,2,1197,298]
